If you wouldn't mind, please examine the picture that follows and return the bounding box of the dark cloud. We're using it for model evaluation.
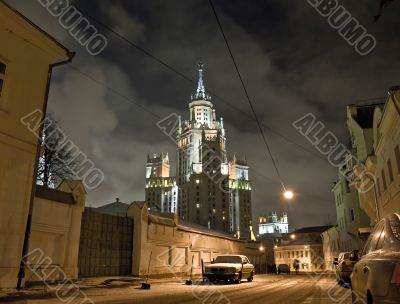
[7,0,400,229]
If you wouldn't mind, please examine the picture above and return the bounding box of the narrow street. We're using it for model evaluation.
[13,274,352,304]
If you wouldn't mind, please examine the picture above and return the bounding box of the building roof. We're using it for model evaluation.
[35,185,76,205]
[293,225,333,234]
[96,199,130,217]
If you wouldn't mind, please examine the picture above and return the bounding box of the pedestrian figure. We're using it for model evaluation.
[293,259,300,274]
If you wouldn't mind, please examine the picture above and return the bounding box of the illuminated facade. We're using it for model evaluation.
[145,64,253,238]
[258,212,289,235]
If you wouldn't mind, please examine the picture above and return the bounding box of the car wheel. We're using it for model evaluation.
[235,272,242,284]
[247,272,254,282]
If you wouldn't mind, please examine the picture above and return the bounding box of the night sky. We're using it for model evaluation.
[8,0,400,229]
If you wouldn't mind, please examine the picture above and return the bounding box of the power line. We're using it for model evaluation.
[208,0,286,191]
[74,5,329,164]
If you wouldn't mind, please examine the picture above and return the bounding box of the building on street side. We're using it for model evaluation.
[0,2,73,288]
[354,87,400,222]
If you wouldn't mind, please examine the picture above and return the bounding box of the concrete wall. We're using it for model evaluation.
[127,202,264,278]
[0,2,70,288]
[25,181,85,284]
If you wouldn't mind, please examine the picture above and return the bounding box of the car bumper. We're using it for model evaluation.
[204,272,240,281]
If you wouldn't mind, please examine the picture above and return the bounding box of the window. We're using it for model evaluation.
[395,145,400,174]
[0,62,5,97]
[350,209,355,222]
[381,170,387,191]
[387,159,394,184]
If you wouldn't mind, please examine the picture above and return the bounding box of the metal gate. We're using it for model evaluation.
[78,208,133,277]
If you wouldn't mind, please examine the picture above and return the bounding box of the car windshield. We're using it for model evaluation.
[215,256,242,263]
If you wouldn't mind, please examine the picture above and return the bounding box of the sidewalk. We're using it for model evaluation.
[0,276,185,303]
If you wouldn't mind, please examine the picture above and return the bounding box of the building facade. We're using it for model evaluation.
[145,64,253,238]
[0,2,73,288]
[274,226,330,273]
[354,87,400,222]
[258,212,289,235]
[331,103,378,253]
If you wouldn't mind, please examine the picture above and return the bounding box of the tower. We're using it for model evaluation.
[145,153,178,213]
[144,63,253,237]
[176,63,230,232]
[229,155,252,238]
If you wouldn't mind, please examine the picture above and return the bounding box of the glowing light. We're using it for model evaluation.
[259,245,265,252]
[283,190,294,200]
[304,246,308,249]
[290,234,296,239]
[274,245,278,249]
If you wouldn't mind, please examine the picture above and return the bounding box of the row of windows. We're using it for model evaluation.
[376,145,400,196]
[278,250,309,259]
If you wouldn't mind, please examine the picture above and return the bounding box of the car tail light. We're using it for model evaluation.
[391,264,400,284]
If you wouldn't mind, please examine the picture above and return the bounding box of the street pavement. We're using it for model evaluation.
[9,274,352,304]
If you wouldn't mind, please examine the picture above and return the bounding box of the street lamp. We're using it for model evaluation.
[290,234,296,240]
[283,190,294,200]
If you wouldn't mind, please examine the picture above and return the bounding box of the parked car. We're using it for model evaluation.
[277,264,290,274]
[203,255,254,284]
[351,213,400,304]
[335,251,355,286]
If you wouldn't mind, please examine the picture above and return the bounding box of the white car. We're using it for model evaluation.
[204,254,254,284]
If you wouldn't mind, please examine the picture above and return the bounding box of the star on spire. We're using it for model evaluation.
[191,62,211,101]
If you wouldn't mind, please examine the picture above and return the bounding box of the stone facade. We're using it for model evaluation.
[0,2,72,288]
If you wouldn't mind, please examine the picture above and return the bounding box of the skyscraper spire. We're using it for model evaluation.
[192,62,211,101]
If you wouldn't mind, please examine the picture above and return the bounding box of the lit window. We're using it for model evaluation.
[213,209,216,214]
[0,62,6,97]
[195,179,200,184]
[196,203,200,208]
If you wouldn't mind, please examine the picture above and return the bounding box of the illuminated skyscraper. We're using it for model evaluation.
[145,64,253,238]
